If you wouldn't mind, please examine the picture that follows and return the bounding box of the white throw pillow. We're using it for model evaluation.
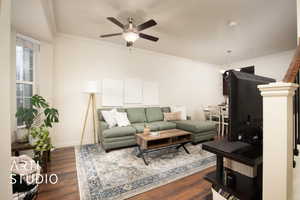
[115,112,131,127]
[101,109,117,128]
[171,106,187,120]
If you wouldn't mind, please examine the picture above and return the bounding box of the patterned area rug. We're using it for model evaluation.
[75,143,216,200]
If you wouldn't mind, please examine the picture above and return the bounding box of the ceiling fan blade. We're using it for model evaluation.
[100,33,122,38]
[107,17,124,29]
[139,33,159,42]
[137,19,157,31]
[126,42,133,47]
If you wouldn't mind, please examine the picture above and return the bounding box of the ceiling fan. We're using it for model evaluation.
[100,17,159,47]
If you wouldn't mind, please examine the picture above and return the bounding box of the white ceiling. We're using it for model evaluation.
[13,0,298,64]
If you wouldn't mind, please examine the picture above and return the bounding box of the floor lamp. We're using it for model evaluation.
[80,81,99,146]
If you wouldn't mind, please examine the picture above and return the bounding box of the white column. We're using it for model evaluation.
[297,0,300,39]
[258,82,298,200]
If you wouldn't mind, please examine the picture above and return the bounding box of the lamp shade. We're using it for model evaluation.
[123,31,139,42]
[84,81,99,94]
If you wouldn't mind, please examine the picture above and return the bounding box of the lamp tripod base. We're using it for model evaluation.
[80,93,97,146]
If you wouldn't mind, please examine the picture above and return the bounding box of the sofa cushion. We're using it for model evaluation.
[126,108,147,123]
[102,126,136,138]
[151,121,176,131]
[102,138,137,151]
[104,135,136,143]
[175,120,216,133]
[145,107,164,122]
[192,130,216,143]
[145,121,176,131]
[131,123,145,133]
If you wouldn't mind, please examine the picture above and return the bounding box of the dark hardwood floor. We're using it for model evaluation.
[38,147,214,200]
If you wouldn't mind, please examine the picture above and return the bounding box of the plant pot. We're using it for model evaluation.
[29,134,38,146]
[15,128,29,143]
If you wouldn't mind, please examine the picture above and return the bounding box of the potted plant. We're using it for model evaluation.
[30,126,54,170]
[15,95,59,165]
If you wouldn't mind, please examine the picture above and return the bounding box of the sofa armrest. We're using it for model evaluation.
[98,121,109,143]
[99,121,109,130]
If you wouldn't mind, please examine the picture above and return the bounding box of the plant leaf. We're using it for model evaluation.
[31,95,49,108]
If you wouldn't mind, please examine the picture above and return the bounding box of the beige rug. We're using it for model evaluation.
[75,143,215,200]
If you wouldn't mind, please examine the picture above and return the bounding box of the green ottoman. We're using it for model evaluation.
[174,120,217,143]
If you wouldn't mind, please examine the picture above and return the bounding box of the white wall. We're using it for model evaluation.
[228,50,295,81]
[52,34,224,147]
[0,0,12,198]
[37,42,54,103]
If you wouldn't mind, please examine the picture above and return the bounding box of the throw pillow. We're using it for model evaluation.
[164,112,182,121]
[171,106,187,120]
[101,109,117,128]
[115,112,131,127]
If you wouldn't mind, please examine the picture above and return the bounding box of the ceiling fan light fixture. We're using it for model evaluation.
[123,31,139,42]
[100,17,158,46]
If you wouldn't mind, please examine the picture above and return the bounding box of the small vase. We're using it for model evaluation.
[29,134,38,146]
[143,127,150,135]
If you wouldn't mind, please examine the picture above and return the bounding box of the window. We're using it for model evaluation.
[16,36,39,126]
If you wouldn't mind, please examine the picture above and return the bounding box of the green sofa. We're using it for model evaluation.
[97,107,216,152]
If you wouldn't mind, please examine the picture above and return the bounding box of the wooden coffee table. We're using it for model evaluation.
[136,129,192,165]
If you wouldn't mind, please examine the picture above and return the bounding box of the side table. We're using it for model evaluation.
[11,142,34,156]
